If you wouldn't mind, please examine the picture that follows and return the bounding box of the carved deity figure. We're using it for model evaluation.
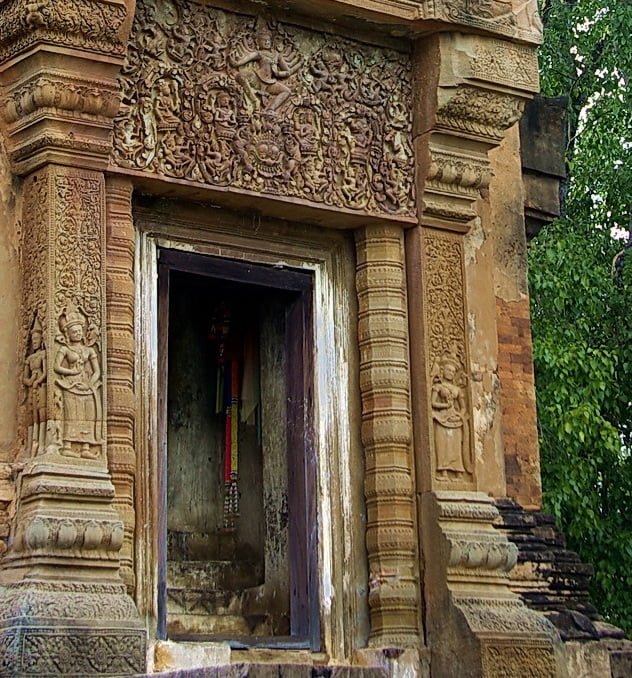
[54,306,102,460]
[231,21,298,114]
[153,76,181,129]
[431,355,470,477]
[23,315,47,456]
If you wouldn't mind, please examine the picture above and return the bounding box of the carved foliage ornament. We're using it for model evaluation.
[0,0,128,62]
[424,232,474,479]
[0,629,145,675]
[470,41,539,91]
[52,174,105,461]
[422,0,542,43]
[1,73,121,126]
[20,169,105,462]
[436,86,525,143]
[483,643,557,677]
[112,0,415,217]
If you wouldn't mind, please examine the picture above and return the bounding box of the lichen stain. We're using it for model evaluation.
[472,364,500,449]
[464,216,485,266]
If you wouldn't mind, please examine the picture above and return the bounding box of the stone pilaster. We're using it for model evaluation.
[355,225,420,648]
[0,164,145,676]
[0,1,145,674]
[407,31,564,676]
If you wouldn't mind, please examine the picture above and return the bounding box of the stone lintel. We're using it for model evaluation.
[231,0,543,45]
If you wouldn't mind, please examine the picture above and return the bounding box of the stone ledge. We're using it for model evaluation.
[138,666,387,678]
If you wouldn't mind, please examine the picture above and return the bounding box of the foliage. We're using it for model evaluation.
[530,1,632,634]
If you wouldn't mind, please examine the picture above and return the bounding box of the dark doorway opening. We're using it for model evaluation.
[157,249,318,649]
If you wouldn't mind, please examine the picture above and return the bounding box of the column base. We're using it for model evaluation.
[422,491,566,677]
[0,581,146,676]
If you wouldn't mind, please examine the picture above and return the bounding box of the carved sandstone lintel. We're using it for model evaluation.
[421,491,563,677]
[355,225,420,648]
[0,0,129,64]
[111,0,415,220]
[251,0,542,45]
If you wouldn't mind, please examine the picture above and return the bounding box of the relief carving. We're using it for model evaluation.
[0,0,128,62]
[54,305,102,460]
[112,0,415,218]
[1,73,121,126]
[436,86,525,143]
[483,643,557,677]
[23,314,47,456]
[423,232,475,481]
[470,41,539,90]
[424,0,542,42]
[431,353,473,477]
[19,168,106,461]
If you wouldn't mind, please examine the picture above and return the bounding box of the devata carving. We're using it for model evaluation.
[431,353,473,477]
[424,232,475,480]
[54,305,103,460]
[23,314,47,456]
[112,0,415,217]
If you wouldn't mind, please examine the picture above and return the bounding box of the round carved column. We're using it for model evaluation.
[355,224,420,648]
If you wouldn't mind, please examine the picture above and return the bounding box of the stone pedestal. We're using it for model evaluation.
[421,492,564,677]
[0,464,145,676]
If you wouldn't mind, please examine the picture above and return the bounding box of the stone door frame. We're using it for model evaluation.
[132,202,367,658]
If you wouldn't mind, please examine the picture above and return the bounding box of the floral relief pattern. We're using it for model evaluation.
[424,231,474,478]
[111,0,415,217]
[50,172,105,461]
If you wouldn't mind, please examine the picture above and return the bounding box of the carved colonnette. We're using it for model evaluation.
[355,225,420,648]
[105,177,136,594]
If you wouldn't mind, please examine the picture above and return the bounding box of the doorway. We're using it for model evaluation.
[157,248,318,648]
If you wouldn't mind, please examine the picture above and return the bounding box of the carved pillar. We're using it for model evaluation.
[355,224,420,648]
[105,177,136,595]
[0,1,146,675]
[407,33,564,676]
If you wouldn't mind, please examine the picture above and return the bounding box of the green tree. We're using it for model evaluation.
[529,1,632,633]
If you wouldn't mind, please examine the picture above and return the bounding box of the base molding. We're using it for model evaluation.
[422,491,565,677]
[0,583,146,676]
